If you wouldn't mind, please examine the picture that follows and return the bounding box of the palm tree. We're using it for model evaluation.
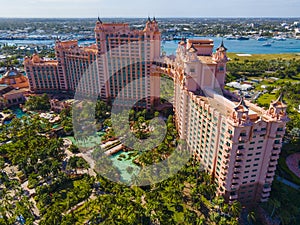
[229,200,242,218]
[247,211,256,224]
[270,198,281,218]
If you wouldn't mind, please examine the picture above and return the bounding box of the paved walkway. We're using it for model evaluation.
[286,153,300,178]
[277,176,300,189]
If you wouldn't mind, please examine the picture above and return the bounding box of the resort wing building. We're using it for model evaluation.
[168,39,288,204]
[24,19,288,205]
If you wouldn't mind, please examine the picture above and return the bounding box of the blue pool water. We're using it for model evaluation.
[109,150,140,184]
[3,107,28,124]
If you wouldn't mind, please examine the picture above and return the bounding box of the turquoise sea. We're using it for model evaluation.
[1,37,300,55]
[162,37,300,55]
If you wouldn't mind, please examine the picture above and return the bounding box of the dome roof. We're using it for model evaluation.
[3,68,22,78]
[0,68,29,89]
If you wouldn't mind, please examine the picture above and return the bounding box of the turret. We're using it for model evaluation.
[232,96,250,125]
[268,93,288,120]
[213,40,229,89]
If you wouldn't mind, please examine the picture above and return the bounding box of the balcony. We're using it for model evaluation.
[229,194,238,200]
[268,166,277,172]
[271,155,279,161]
[272,148,281,154]
[223,159,229,165]
[224,153,230,159]
[236,155,243,161]
[267,171,275,177]
[237,150,243,155]
[261,192,270,198]
[235,162,243,168]
[232,176,239,181]
[263,187,272,193]
[221,171,227,176]
[266,177,274,183]
[234,168,241,173]
[239,136,248,142]
[231,183,239,189]
[269,160,278,166]
[261,198,269,203]
[222,165,229,170]
[233,173,240,178]
[273,143,282,148]
[254,130,267,136]
[276,130,285,135]
[225,148,231,153]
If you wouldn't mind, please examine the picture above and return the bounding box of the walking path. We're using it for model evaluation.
[64,193,97,215]
[276,176,300,189]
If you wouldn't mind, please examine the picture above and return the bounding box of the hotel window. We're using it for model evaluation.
[254,158,260,161]
[253,164,258,167]
[243,176,249,179]
[250,142,255,144]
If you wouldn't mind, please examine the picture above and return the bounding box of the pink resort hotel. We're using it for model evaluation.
[24,18,288,205]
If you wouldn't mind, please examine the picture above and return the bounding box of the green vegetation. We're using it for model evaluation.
[62,161,243,225]
[24,94,51,111]
[227,53,300,62]
[227,55,300,82]
[261,179,300,225]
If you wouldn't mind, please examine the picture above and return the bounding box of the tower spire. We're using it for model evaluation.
[97,16,102,24]
[217,39,227,51]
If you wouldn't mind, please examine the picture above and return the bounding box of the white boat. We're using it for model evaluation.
[262,42,272,47]
[257,37,268,41]
[273,36,286,41]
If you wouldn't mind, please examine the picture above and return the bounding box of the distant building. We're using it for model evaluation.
[50,99,73,113]
[24,18,161,108]
[0,68,29,108]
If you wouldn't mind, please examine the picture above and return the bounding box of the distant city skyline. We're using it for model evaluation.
[1,0,300,18]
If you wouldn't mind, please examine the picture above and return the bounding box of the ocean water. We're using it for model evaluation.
[1,38,300,55]
[163,37,300,55]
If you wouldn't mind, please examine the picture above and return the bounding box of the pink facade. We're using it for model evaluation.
[170,40,287,204]
[23,19,287,205]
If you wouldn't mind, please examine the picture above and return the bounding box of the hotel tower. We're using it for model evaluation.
[24,18,288,205]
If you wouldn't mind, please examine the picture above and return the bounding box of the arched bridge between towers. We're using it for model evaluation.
[150,56,181,80]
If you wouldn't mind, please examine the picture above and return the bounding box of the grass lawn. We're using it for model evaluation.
[256,93,277,107]
[227,53,300,62]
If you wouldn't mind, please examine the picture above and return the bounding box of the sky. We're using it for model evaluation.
[1,0,299,18]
